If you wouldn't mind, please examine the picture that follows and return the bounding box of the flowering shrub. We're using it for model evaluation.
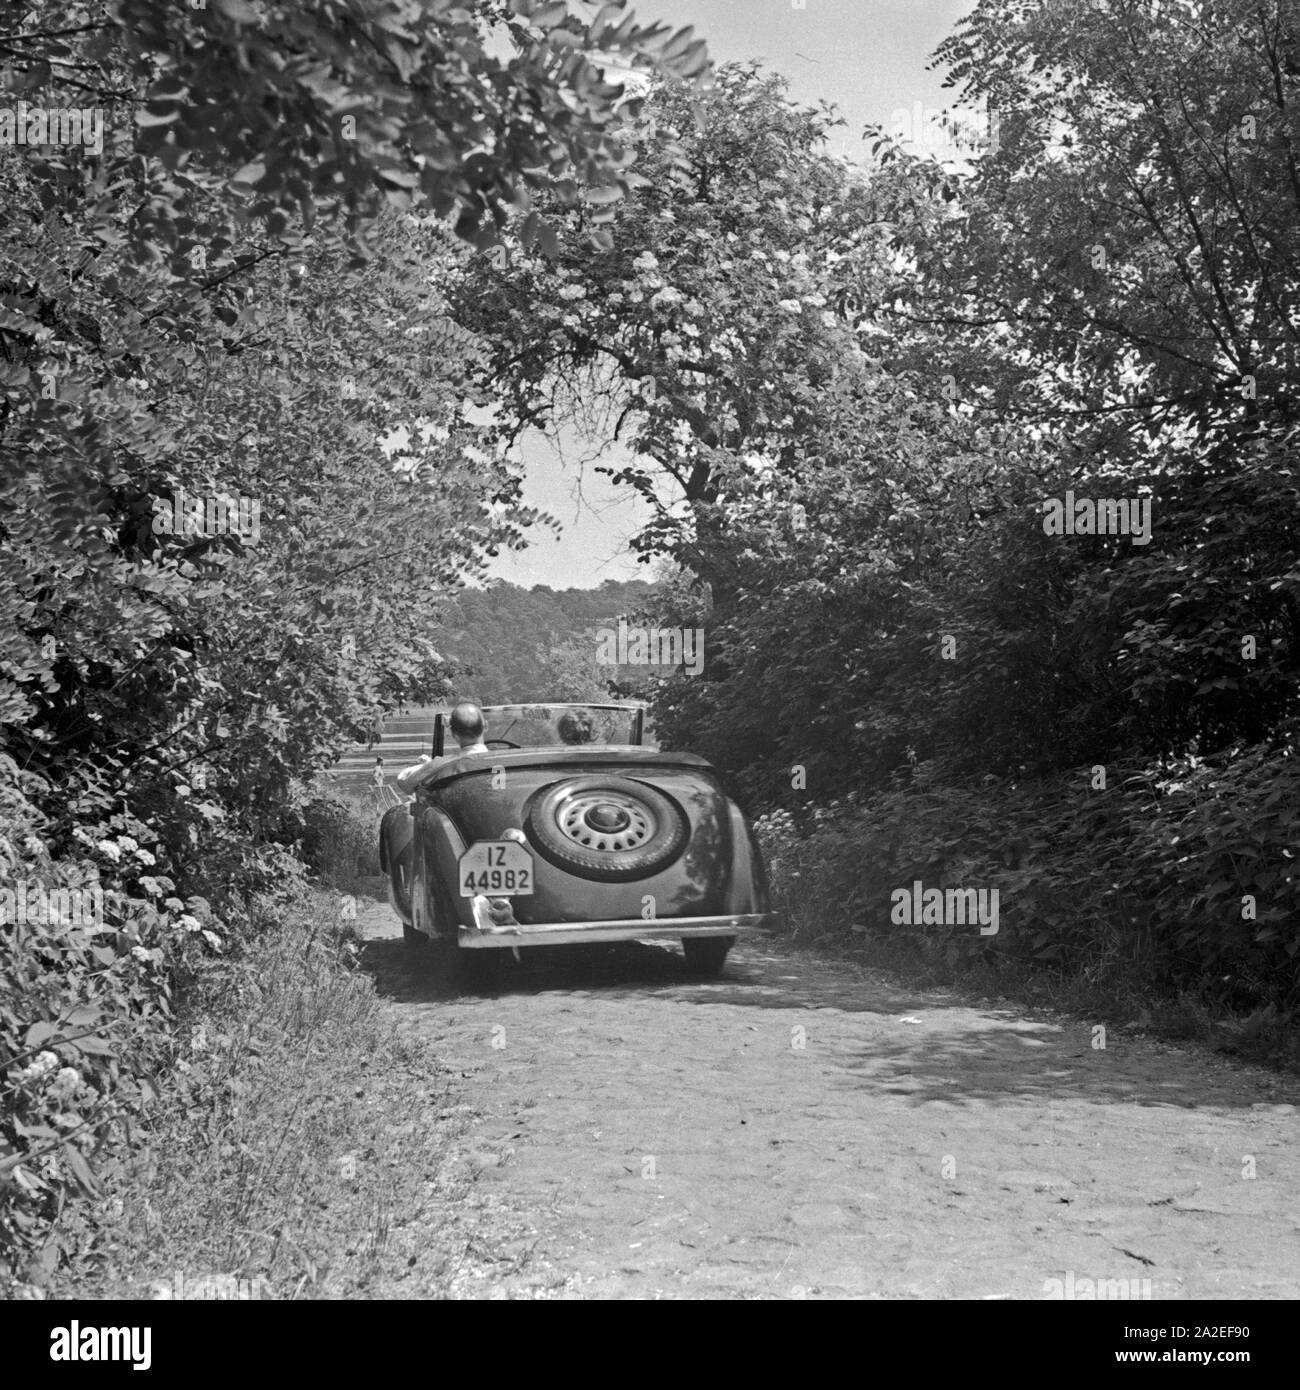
[0,759,230,1282]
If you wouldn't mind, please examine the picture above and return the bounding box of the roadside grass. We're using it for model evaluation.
[300,782,386,888]
[48,884,480,1299]
[756,809,1300,1072]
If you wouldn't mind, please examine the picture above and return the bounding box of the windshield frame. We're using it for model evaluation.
[432,703,645,756]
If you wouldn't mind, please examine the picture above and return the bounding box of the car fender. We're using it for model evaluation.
[379,803,413,877]
[412,801,473,937]
[723,799,772,918]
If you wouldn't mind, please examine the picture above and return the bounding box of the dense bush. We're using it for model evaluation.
[1,757,232,1282]
[0,0,710,1287]
[756,732,1300,1016]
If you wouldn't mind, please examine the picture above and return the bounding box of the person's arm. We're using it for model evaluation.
[395,754,436,793]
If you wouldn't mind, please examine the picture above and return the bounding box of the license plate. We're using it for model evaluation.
[458,841,535,897]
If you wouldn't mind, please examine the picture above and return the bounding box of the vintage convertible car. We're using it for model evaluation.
[378,702,770,976]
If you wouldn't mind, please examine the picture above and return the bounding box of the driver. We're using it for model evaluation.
[396,702,489,794]
[447,702,489,756]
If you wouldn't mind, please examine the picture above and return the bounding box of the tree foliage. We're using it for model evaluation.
[454,14,1300,1013]
[0,0,709,1283]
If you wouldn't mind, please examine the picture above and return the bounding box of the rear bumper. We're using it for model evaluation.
[457,900,768,949]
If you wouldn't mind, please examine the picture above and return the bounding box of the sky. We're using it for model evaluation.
[484,0,974,591]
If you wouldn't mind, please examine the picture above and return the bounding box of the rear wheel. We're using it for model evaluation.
[409,867,467,982]
[381,806,414,926]
[682,935,734,977]
[391,863,415,932]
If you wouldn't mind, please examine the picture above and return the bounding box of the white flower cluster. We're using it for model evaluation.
[48,1066,84,1105]
[13,1050,59,1085]
[90,833,156,865]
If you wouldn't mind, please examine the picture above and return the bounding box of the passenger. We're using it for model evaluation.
[557,710,595,745]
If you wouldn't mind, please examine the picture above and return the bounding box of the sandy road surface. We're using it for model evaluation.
[356,893,1300,1300]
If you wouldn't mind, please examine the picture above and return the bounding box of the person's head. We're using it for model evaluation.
[557,710,594,745]
[374,756,383,765]
[449,702,486,747]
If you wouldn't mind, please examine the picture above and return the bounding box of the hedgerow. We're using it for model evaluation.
[755,735,1300,1017]
[0,0,710,1288]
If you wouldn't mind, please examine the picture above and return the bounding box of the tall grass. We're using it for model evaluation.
[51,888,469,1298]
[299,784,386,888]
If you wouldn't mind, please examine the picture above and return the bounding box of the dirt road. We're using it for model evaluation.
[356,892,1300,1300]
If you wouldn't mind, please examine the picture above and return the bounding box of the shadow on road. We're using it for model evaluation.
[361,914,972,1017]
[353,896,1296,1114]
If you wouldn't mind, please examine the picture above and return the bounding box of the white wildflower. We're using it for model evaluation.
[48,1067,82,1104]
[16,1050,60,1085]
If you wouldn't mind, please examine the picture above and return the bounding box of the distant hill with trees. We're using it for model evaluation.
[434,577,660,704]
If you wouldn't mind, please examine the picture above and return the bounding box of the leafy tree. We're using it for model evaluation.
[455,13,1300,799]
[0,0,710,1283]
[452,64,936,590]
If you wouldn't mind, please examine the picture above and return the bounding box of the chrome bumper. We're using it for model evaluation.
[458,899,767,949]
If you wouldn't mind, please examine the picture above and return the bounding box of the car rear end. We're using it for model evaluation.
[418,749,770,951]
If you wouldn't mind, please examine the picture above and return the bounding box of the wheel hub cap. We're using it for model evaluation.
[557,789,654,852]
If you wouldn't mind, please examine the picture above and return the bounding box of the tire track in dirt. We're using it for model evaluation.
[356,894,1300,1300]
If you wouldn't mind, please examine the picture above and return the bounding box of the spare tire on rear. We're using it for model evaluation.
[525,776,688,882]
